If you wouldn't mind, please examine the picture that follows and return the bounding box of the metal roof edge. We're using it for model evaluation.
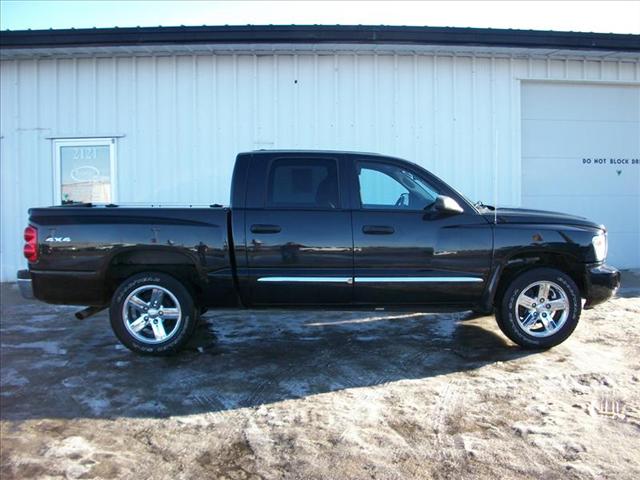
[1,24,639,52]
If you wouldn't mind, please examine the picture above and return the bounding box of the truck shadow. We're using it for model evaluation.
[1,296,536,421]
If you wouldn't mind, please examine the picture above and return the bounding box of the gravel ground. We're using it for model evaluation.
[1,273,639,480]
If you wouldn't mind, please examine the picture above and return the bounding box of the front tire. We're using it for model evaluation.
[496,268,581,349]
[110,272,198,355]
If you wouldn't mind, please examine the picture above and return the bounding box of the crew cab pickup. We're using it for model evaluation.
[18,150,621,355]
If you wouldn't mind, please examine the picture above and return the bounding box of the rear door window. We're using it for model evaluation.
[267,158,340,209]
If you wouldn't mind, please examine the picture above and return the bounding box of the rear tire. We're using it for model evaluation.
[110,272,198,355]
[496,268,581,349]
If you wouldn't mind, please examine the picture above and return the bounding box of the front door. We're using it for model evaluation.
[351,159,492,306]
[246,155,354,305]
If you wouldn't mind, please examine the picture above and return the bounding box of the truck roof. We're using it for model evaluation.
[241,149,391,158]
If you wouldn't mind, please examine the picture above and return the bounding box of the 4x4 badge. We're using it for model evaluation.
[45,237,71,242]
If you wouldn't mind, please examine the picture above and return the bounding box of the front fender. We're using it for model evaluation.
[479,224,598,310]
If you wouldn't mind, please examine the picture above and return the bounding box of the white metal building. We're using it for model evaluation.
[1,25,639,280]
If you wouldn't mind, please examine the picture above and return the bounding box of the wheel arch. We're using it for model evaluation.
[103,247,205,303]
[487,250,586,309]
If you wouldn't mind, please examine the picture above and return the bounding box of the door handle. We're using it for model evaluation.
[362,225,395,235]
[250,224,282,234]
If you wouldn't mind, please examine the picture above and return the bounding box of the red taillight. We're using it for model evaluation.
[23,226,38,262]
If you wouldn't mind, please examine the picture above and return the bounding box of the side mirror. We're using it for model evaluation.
[434,195,464,215]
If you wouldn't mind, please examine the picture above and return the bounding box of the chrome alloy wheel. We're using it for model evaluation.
[514,280,570,338]
[122,285,182,344]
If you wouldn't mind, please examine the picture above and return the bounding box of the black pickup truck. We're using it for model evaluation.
[19,150,620,355]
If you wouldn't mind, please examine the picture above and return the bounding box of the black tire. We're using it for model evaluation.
[110,272,198,355]
[496,268,581,349]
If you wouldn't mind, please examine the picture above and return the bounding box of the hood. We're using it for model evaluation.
[482,207,603,230]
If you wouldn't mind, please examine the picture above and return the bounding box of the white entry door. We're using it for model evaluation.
[521,82,640,269]
[53,138,117,205]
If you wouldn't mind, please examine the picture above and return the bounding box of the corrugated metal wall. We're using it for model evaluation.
[1,51,639,280]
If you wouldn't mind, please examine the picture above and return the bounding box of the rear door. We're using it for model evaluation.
[350,158,493,306]
[245,154,354,305]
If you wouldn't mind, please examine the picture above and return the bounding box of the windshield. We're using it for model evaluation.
[473,200,495,211]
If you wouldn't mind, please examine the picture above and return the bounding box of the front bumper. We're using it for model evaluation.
[583,264,620,309]
[17,269,34,299]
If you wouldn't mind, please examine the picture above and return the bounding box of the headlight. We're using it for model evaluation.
[592,231,608,262]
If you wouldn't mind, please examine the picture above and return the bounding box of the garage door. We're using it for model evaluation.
[522,82,640,269]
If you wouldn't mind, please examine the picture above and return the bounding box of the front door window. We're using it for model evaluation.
[357,161,439,210]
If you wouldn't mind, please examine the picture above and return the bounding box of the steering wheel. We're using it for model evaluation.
[395,193,408,207]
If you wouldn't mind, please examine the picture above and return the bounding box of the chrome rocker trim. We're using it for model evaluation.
[257,276,483,283]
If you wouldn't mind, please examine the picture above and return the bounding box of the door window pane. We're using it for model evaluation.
[358,162,439,210]
[359,167,409,207]
[267,158,339,209]
[59,144,112,204]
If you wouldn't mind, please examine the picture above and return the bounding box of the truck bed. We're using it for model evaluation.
[27,204,235,306]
